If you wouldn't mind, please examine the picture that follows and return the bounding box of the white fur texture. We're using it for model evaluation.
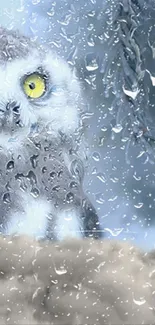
[0,32,89,241]
[55,208,83,241]
[6,193,51,239]
[0,49,81,152]
[6,193,83,240]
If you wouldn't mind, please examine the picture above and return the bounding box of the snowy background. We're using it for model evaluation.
[1,0,155,250]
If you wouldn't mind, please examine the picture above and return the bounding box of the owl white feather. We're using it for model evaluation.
[0,27,102,240]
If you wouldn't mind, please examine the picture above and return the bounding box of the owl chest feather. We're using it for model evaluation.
[0,137,85,239]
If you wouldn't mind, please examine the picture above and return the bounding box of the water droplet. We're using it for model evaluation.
[88,10,96,17]
[69,181,78,189]
[35,142,41,150]
[108,196,118,202]
[32,0,41,5]
[112,124,123,133]
[47,7,55,17]
[58,170,63,178]
[6,160,14,171]
[110,177,119,183]
[85,53,98,71]
[57,13,72,26]
[27,171,37,185]
[92,152,100,162]
[42,167,47,174]
[16,4,24,12]
[31,188,40,198]
[149,269,155,278]
[50,171,56,179]
[64,215,73,222]
[92,167,97,175]
[52,185,60,192]
[122,86,139,99]
[133,174,141,181]
[132,215,137,221]
[96,261,106,272]
[44,145,50,152]
[3,192,11,204]
[66,192,74,203]
[54,266,67,275]
[96,172,106,183]
[5,182,11,191]
[105,228,124,237]
[90,0,96,4]
[81,111,94,120]
[133,297,146,306]
[30,155,38,168]
[86,61,98,71]
[146,69,155,86]
[87,34,95,47]
[95,193,104,204]
[134,202,143,209]
[137,150,145,158]
[101,126,108,132]
[15,173,24,182]
[70,159,84,182]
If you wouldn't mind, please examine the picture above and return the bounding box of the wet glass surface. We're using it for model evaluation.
[0,1,155,250]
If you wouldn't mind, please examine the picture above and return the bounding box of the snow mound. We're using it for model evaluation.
[0,235,155,324]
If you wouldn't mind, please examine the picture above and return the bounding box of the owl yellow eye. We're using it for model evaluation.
[23,73,46,99]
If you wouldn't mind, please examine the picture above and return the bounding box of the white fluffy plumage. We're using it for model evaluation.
[0,48,81,152]
[0,27,102,241]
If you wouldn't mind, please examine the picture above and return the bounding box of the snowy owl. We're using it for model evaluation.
[0,27,102,241]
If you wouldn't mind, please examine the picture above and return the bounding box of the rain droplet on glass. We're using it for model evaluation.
[6,160,14,171]
[92,152,100,162]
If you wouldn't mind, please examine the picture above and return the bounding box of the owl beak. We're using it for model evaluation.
[6,101,20,114]
[5,101,22,127]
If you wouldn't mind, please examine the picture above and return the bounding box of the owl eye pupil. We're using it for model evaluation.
[29,82,35,90]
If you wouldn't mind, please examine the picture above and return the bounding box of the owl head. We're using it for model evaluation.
[0,27,82,151]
